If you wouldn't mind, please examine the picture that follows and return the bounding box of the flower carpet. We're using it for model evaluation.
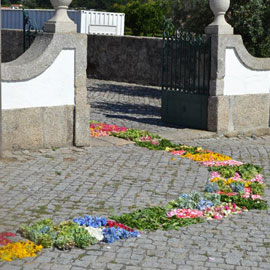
[0,122,268,261]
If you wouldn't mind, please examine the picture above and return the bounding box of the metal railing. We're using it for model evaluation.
[162,18,211,95]
[23,8,41,52]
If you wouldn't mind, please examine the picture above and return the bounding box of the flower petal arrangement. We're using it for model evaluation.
[16,216,140,255]
[2,122,268,262]
[0,232,43,262]
[0,232,16,246]
[90,122,267,229]
[0,240,42,261]
[90,121,128,137]
[73,215,140,244]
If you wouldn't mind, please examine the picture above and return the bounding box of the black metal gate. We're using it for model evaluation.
[161,19,211,130]
[23,8,40,52]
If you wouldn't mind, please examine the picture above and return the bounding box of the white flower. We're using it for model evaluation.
[85,226,104,241]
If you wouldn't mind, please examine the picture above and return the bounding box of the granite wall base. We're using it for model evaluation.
[2,105,74,150]
[208,94,270,134]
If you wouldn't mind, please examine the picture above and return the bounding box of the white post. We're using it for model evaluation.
[44,0,76,33]
[205,0,233,34]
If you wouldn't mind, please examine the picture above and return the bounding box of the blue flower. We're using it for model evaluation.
[230,182,244,193]
[102,227,140,243]
[179,193,190,199]
[73,215,107,227]
[204,183,219,193]
[131,231,140,238]
[197,199,214,210]
[40,226,50,234]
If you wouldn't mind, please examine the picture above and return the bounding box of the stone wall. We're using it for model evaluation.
[1,29,24,63]
[1,32,90,150]
[87,35,163,86]
[207,34,270,134]
[1,29,163,86]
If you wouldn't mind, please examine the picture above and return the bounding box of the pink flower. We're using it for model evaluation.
[251,194,263,200]
[90,123,128,137]
[171,150,186,156]
[167,209,203,218]
[250,174,264,184]
[210,171,221,178]
[202,160,243,167]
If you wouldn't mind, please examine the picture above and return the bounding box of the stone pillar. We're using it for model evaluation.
[206,0,234,133]
[205,0,233,35]
[44,0,90,147]
[0,1,2,157]
[44,0,77,33]
[205,0,270,135]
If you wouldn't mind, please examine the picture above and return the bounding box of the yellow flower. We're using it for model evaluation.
[227,178,233,185]
[245,182,251,187]
[182,152,232,162]
[0,241,42,262]
[210,177,220,182]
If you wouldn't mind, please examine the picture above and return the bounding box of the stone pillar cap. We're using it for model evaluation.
[44,0,77,33]
[205,0,233,35]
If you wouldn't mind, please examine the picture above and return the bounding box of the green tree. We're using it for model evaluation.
[23,0,38,8]
[2,0,11,6]
[169,0,270,57]
[70,0,115,10]
[125,0,170,36]
[35,0,51,8]
[229,0,270,57]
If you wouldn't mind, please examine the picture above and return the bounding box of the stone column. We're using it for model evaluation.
[44,0,77,33]
[44,0,90,146]
[0,1,2,157]
[205,0,234,133]
[205,0,270,135]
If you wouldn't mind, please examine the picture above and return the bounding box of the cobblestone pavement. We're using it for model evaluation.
[0,79,269,270]
[87,80,216,141]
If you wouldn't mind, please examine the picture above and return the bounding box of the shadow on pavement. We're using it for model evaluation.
[88,83,161,98]
[91,102,161,117]
[103,114,184,129]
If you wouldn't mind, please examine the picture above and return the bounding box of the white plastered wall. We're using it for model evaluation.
[224,48,270,95]
[1,49,75,110]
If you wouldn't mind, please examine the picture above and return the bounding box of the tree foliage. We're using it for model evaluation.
[2,0,11,6]
[230,0,270,57]
[114,0,170,36]
[169,0,270,57]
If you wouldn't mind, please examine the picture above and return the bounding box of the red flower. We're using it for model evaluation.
[107,220,134,232]
[0,232,16,246]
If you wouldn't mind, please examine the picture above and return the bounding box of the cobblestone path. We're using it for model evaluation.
[0,80,269,270]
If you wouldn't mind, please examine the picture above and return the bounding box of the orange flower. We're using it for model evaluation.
[0,241,42,261]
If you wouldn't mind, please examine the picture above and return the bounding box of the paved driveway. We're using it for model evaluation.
[0,79,269,270]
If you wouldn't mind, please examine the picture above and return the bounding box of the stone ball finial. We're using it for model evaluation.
[205,0,233,35]
[44,0,77,33]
